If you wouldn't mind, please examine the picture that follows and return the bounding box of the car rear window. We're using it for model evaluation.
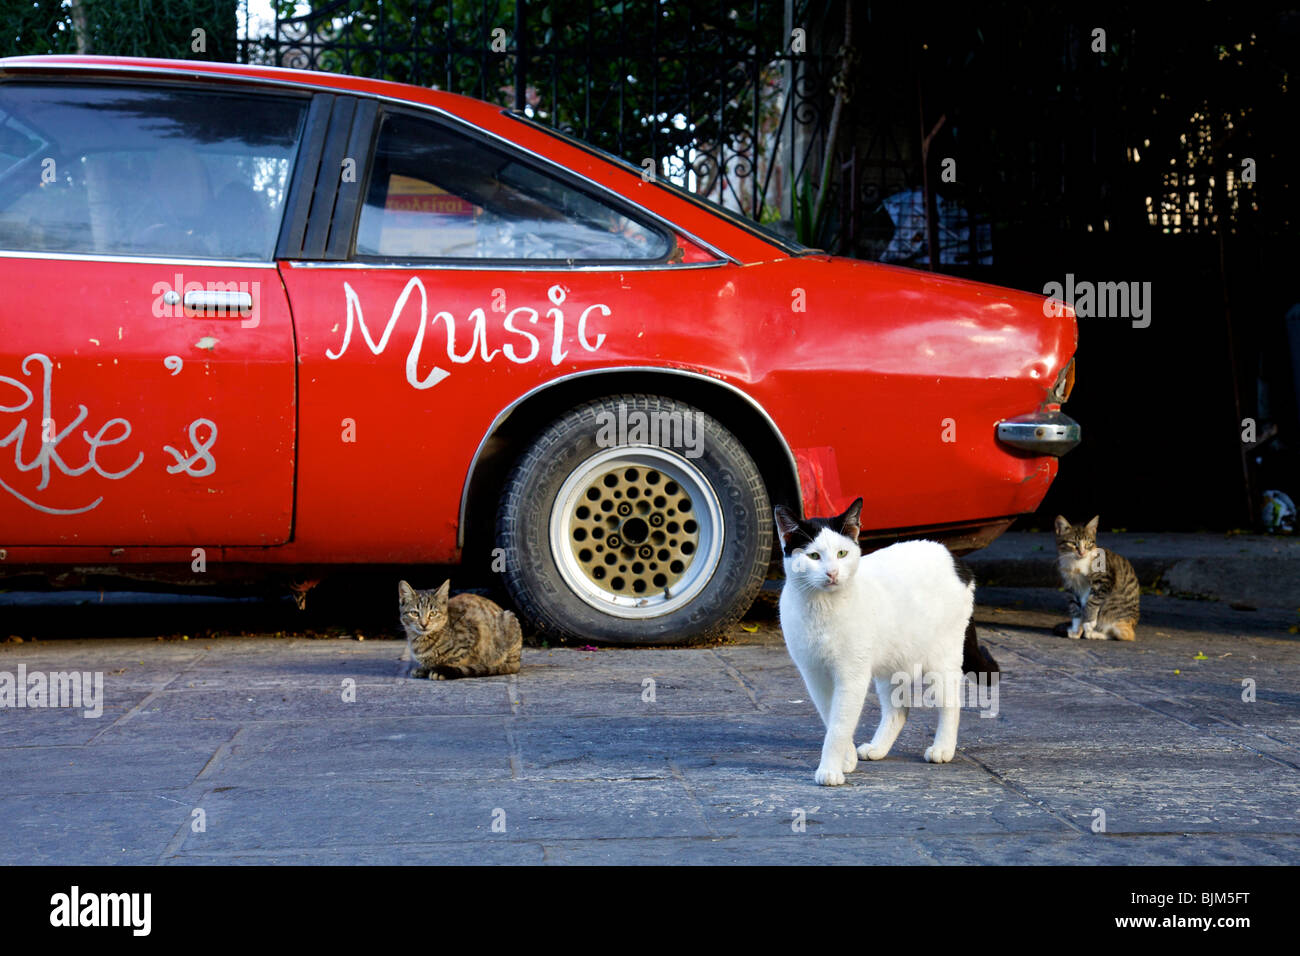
[0,83,306,260]
[355,109,671,263]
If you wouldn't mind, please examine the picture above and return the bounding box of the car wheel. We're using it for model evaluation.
[496,394,771,645]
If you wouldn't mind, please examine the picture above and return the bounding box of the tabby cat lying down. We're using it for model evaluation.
[398,580,522,678]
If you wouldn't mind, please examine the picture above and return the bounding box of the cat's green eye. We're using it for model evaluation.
[807,552,820,560]
[837,550,848,558]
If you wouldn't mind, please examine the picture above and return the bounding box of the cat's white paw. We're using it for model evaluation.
[858,742,889,760]
[814,765,846,786]
[841,747,858,774]
[924,744,955,763]
[1066,626,1083,640]
[1082,624,1105,640]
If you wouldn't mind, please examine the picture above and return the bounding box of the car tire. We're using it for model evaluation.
[495,394,771,645]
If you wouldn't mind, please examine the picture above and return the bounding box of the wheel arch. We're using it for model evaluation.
[458,367,801,562]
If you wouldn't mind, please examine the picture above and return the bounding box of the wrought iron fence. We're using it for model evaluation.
[257,0,835,237]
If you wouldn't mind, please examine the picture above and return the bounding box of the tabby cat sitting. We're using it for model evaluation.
[1052,515,1140,641]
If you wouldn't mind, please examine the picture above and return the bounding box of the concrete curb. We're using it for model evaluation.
[963,532,1300,610]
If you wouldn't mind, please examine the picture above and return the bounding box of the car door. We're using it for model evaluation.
[277,102,724,562]
[0,79,303,546]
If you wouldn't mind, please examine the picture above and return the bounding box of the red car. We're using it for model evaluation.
[0,55,1078,643]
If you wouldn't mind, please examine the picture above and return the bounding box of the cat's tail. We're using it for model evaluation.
[962,621,999,674]
[951,556,997,674]
[1108,619,1137,642]
[502,609,523,673]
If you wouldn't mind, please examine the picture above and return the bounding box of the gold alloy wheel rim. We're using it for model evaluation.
[549,447,724,619]
[569,465,700,596]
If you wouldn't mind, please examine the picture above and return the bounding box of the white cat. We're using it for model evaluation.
[775,497,992,785]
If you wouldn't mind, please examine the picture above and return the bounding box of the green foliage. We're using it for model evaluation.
[2,0,238,60]
[279,1,786,174]
[792,171,814,246]
[0,0,80,56]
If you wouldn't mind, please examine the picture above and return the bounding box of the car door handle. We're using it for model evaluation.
[184,290,253,315]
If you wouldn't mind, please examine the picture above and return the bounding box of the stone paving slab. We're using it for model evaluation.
[176,779,712,853]
[0,742,217,797]
[163,843,550,865]
[678,760,1069,837]
[155,833,1300,866]
[0,792,192,865]
[212,717,514,784]
[510,714,819,780]
[0,697,144,747]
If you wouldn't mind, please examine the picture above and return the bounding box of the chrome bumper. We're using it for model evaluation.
[996,411,1081,456]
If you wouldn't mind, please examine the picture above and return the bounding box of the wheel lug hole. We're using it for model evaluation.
[617,502,632,516]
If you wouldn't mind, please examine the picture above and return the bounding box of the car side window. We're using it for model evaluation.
[355,111,670,262]
[0,83,305,260]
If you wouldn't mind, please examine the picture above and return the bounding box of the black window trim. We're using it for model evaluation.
[276,93,378,261]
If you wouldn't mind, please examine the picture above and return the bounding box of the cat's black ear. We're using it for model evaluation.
[1054,515,1071,535]
[838,497,863,541]
[1085,515,1100,536]
[773,505,801,545]
[434,579,451,602]
[398,580,414,602]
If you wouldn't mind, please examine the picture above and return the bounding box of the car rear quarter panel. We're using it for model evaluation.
[735,256,1076,526]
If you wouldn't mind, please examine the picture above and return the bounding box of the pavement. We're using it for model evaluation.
[1,578,1298,865]
[963,532,1300,610]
